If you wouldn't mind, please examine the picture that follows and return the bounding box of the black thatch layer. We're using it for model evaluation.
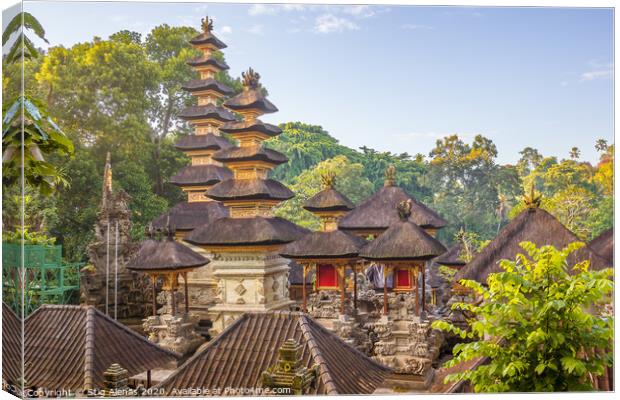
[280,230,367,259]
[223,89,278,114]
[589,228,613,265]
[174,133,233,151]
[433,243,467,267]
[219,119,282,136]
[151,201,229,231]
[456,208,611,283]
[187,56,229,70]
[212,146,288,165]
[178,105,236,122]
[304,187,354,213]
[182,79,234,96]
[338,185,447,231]
[169,164,232,187]
[288,260,314,285]
[127,237,209,271]
[206,178,294,201]
[359,220,447,261]
[184,216,309,246]
[189,32,226,49]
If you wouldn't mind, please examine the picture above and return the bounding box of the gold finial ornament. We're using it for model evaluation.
[201,16,214,33]
[397,199,412,221]
[241,67,260,89]
[384,164,396,187]
[523,185,542,210]
[103,152,113,193]
[320,171,336,189]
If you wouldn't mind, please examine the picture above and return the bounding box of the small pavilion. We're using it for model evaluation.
[280,173,367,316]
[359,199,447,316]
[127,224,209,355]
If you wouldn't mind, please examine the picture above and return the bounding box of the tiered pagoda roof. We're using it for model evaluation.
[359,200,447,261]
[186,67,305,248]
[456,207,611,283]
[339,166,447,233]
[127,230,209,273]
[281,175,367,260]
[152,16,238,230]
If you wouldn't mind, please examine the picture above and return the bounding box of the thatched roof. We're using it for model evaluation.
[151,201,228,231]
[456,208,611,283]
[2,303,22,386]
[187,56,229,70]
[280,230,367,259]
[206,178,294,201]
[23,305,177,392]
[156,311,390,395]
[304,187,354,213]
[178,104,236,122]
[433,243,468,267]
[213,146,288,165]
[339,185,447,231]
[223,89,278,114]
[169,164,232,187]
[220,119,282,136]
[589,228,613,265]
[189,31,226,49]
[182,78,234,96]
[184,216,309,246]
[288,260,314,285]
[127,237,209,272]
[359,219,447,261]
[174,133,233,151]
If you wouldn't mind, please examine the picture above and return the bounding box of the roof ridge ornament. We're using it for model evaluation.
[163,215,176,240]
[523,184,542,210]
[320,171,336,189]
[384,164,396,187]
[397,199,412,221]
[201,16,214,33]
[241,67,260,90]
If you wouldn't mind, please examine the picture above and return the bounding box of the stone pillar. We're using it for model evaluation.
[102,363,128,397]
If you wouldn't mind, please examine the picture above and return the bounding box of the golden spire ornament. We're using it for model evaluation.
[320,171,336,189]
[523,184,542,209]
[241,67,260,89]
[201,16,214,33]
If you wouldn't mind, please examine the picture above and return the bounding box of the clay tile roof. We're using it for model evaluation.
[174,133,233,151]
[127,237,209,272]
[338,185,447,231]
[280,230,367,259]
[223,89,278,114]
[156,311,390,395]
[589,228,613,265]
[151,201,229,231]
[212,146,288,166]
[189,31,227,49]
[433,243,468,267]
[169,164,233,187]
[184,216,309,247]
[206,179,294,202]
[2,303,22,386]
[23,305,178,392]
[456,208,611,283]
[304,187,354,213]
[359,219,447,261]
[178,104,236,122]
[182,79,234,96]
[219,119,282,136]
[187,56,229,70]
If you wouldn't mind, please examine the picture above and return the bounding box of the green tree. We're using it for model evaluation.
[433,242,613,392]
[2,11,48,63]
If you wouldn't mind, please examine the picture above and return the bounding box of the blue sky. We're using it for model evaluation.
[10,2,615,164]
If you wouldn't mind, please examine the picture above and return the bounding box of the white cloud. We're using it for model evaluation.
[342,5,375,18]
[220,26,232,34]
[401,24,434,30]
[249,4,305,16]
[580,61,613,82]
[314,14,359,34]
[245,24,264,35]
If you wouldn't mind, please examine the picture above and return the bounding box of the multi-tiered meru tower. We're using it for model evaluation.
[152,17,235,317]
[185,67,308,334]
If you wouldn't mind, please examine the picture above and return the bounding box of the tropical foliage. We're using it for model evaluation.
[433,242,614,392]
